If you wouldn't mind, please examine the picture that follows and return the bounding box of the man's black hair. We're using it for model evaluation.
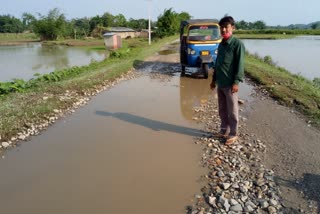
[219,16,235,26]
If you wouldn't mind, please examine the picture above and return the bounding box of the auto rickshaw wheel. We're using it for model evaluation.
[202,64,209,79]
[181,65,186,76]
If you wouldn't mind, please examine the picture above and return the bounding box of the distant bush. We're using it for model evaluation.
[313,78,320,88]
[263,55,274,65]
[109,48,131,58]
[235,29,320,35]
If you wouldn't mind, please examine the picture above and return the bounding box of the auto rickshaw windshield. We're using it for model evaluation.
[188,25,220,41]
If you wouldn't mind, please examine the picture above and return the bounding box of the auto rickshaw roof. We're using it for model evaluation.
[180,19,219,27]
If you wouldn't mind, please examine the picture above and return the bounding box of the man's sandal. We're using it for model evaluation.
[225,136,238,145]
[212,132,227,138]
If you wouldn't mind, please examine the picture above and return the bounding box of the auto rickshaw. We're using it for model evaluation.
[180,19,221,78]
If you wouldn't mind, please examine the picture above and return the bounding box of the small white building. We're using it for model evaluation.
[103,33,122,50]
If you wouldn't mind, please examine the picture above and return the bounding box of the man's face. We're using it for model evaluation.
[220,23,234,36]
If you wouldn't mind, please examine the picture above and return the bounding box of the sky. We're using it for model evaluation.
[1,0,319,26]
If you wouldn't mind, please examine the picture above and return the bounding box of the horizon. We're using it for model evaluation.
[1,0,319,26]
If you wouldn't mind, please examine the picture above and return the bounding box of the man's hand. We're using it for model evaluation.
[210,81,216,90]
[231,84,239,93]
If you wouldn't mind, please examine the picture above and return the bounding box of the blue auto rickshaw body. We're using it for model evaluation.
[180,19,221,78]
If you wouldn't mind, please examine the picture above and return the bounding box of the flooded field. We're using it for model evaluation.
[0,43,105,82]
[242,36,320,80]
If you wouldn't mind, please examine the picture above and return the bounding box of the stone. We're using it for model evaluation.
[268,206,277,214]
[260,200,269,209]
[229,199,239,206]
[269,199,278,206]
[230,204,243,212]
[222,183,231,190]
[208,195,216,207]
[1,142,10,148]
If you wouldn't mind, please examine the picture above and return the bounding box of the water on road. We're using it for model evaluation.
[0,73,208,214]
[0,49,254,213]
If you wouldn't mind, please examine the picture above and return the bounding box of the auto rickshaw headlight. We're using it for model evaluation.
[188,48,196,55]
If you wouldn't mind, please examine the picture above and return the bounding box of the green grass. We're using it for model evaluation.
[0,36,177,140]
[235,33,295,39]
[0,33,39,41]
[245,53,320,126]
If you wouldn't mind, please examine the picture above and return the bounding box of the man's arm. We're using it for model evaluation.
[233,40,245,85]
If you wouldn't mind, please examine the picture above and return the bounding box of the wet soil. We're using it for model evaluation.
[242,90,320,213]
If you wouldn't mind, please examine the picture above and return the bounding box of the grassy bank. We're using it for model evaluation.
[0,36,177,141]
[235,34,295,39]
[0,33,38,41]
[245,53,320,126]
[0,33,39,45]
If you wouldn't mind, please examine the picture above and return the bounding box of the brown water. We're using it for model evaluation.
[0,74,209,214]
[0,44,254,213]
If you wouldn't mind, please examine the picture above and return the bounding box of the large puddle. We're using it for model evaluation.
[0,74,207,214]
[0,52,254,213]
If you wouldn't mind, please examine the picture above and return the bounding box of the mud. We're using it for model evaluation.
[243,91,320,213]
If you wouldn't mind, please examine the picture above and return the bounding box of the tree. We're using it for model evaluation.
[252,20,266,30]
[178,12,192,22]
[32,8,67,40]
[236,20,249,30]
[89,15,103,32]
[0,15,24,33]
[311,22,320,29]
[113,14,127,27]
[71,17,91,37]
[156,8,179,38]
[128,18,148,30]
[101,12,114,27]
[22,13,36,32]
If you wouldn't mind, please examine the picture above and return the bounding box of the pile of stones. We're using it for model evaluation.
[187,97,284,214]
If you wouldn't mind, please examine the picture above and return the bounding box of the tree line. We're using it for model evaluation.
[0,8,192,41]
[1,8,319,41]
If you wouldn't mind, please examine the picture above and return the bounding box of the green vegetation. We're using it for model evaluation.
[0,36,177,140]
[236,29,320,35]
[0,7,192,41]
[245,53,320,126]
[235,33,295,40]
[234,29,320,39]
[0,32,38,41]
[32,8,67,40]
[156,8,191,38]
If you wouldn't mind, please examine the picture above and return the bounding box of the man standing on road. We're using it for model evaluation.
[210,16,245,145]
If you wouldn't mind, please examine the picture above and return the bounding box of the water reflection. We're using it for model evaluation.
[179,76,254,121]
[179,76,213,121]
[34,45,70,71]
[0,43,106,82]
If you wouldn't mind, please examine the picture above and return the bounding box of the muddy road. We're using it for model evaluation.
[0,47,210,214]
[0,42,319,214]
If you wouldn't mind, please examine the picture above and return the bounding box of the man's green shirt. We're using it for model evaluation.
[214,35,245,87]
